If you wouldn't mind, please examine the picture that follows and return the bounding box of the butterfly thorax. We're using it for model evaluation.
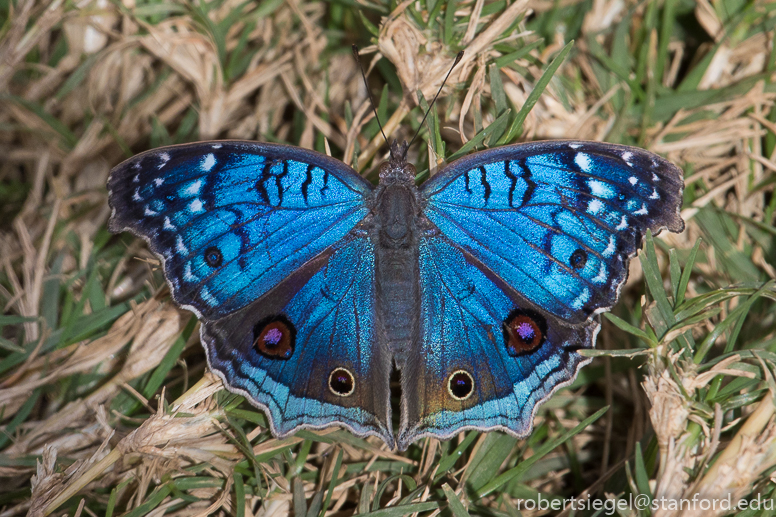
[372,149,423,359]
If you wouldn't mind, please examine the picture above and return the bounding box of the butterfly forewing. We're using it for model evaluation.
[108,141,373,319]
[420,141,684,323]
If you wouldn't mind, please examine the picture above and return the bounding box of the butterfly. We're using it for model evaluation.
[108,137,684,450]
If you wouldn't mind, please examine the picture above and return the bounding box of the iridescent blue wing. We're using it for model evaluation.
[108,141,372,319]
[420,140,684,323]
[402,140,684,446]
[203,234,393,446]
[109,141,393,444]
[398,235,593,448]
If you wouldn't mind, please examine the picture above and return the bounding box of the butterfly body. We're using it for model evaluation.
[108,139,684,450]
[370,141,426,360]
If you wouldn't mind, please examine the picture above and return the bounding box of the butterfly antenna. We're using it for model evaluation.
[352,45,389,149]
[404,50,464,159]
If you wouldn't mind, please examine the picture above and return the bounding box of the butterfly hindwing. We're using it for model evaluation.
[420,141,684,324]
[202,234,394,446]
[398,234,593,448]
[108,141,372,319]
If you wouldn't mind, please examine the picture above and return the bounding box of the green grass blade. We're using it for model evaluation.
[442,484,471,517]
[497,41,574,145]
[476,406,608,498]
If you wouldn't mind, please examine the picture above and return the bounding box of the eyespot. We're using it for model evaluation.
[503,310,547,356]
[569,249,587,269]
[448,370,474,401]
[253,316,294,360]
[329,368,355,397]
[204,246,223,267]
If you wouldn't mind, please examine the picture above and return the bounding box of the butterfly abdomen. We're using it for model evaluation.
[373,183,422,357]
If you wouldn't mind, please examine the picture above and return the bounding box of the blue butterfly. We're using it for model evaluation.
[108,138,684,450]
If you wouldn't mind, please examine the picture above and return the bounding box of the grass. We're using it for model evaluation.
[1,0,776,516]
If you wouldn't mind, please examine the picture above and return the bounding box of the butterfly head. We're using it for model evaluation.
[379,140,416,185]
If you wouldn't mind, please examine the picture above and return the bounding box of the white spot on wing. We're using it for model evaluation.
[635,203,649,215]
[629,176,638,185]
[616,215,628,231]
[652,172,659,181]
[587,199,604,215]
[133,189,142,201]
[575,153,592,172]
[176,236,188,254]
[569,143,582,149]
[622,151,633,166]
[603,235,616,257]
[154,177,164,186]
[190,199,204,212]
[589,179,612,197]
[133,174,140,182]
[571,287,591,310]
[164,217,176,230]
[593,263,607,283]
[184,263,197,281]
[144,206,157,216]
[157,152,170,169]
[201,286,217,306]
[650,188,659,199]
[185,180,202,196]
[202,154,216,171]
[212,143,222,149]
